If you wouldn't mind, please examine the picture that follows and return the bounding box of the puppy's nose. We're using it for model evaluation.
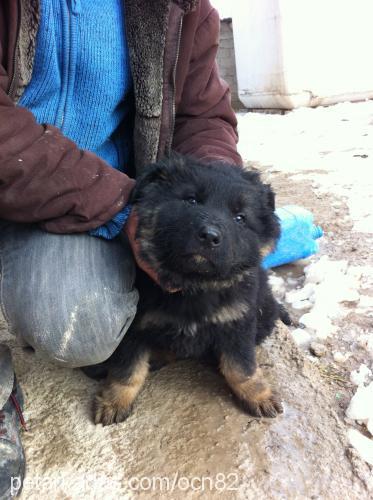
[198,225,222,247]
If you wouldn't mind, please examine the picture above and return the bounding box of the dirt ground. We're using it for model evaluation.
[1,101,372,499]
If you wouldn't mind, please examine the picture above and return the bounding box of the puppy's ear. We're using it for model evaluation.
[241,169,260,185]
[142,164,170,183]
[263,184,275,211]
[130,163,170,203]
[259,184,280,242]
[241,169,279,241]
[241,170,275,211]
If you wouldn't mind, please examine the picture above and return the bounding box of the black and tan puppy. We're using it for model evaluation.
[87,155,290,425]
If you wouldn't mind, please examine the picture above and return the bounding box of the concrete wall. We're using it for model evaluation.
[216,19,242,110]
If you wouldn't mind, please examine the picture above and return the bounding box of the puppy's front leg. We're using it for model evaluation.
[219,336,282,418]
[94,344,150,426]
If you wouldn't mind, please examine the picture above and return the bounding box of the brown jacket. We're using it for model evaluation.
[0,0,241,233]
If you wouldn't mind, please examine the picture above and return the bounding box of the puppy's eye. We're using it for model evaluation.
[234,213,245,224]
[184,196,197,205]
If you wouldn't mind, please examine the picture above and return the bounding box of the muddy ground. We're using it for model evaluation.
[1,101,372,499]
[0,320,370,499]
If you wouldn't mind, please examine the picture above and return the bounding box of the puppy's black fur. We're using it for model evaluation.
[87,155,288,425]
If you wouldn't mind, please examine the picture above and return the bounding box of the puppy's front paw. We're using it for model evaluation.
[93,382,133,426]
[239,388,283,418]
[221,361,283,418]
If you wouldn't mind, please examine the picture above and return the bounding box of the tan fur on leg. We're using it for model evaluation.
[220,355,282,418]
[94,352,150,425]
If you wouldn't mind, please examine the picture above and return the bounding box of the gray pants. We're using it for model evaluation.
[0,222,139,406]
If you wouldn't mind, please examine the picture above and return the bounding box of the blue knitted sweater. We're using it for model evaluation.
[18,0,133,238]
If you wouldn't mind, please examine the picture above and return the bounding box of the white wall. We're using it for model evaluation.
[211,0,233,19]
[232,0,373,108]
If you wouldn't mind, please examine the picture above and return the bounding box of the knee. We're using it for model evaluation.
[9,288,139,368]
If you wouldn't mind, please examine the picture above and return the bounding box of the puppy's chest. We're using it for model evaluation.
[134,294,252,355]
[136,310,214,357]
[136,306,211,339]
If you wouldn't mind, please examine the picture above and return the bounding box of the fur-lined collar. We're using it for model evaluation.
[172,0,199,12]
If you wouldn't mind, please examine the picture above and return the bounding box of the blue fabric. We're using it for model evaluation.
[262,206,323,269]
[18,0,133,238]
[90,204,132,239]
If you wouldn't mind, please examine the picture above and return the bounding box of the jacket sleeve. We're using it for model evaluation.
[0,61,135,234]
[172,3,242,166]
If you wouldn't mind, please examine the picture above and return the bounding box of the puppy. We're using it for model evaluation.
[88,155,290,425]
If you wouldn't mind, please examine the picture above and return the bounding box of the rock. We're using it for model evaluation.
[310,342,327,357]
[291,328,312,347]
[333,351,350,363]
[350,364,373,386]
[348,428,373,466]
[346,382,373,421]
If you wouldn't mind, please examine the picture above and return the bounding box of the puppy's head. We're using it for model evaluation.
[131,155,279,291]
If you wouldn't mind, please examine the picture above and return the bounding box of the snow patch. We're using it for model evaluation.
[294,256,362,339]
[346,382,373,465]
[348,428,373,467]
[350,364,373,386]
[290,328,312,347]
[237,101,373,234]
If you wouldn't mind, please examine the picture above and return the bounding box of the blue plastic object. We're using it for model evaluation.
[262,205,323,269]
